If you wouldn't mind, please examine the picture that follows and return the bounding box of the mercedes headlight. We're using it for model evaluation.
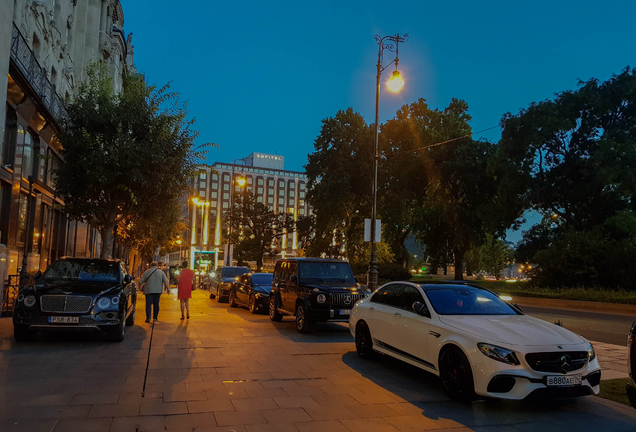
[317,294,326,304]
[23,295,36,308]
[588,342,596,361]
[17,293,25,303]
[478,343,520,365]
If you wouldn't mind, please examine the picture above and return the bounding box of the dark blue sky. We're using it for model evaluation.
[122,1,635,240]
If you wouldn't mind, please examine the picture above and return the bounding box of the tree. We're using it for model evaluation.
[305,108,373,262]
[499,67,636,287]
[55,63,205,258]
[228,191,294,270]
[465,234,514,277]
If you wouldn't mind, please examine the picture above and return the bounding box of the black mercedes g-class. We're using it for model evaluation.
[268,258,368,333]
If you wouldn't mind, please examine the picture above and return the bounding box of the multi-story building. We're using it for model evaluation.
[0,1,135,275]
[181,153,312,270]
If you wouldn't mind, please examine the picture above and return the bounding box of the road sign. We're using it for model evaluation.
[364,219,381,242]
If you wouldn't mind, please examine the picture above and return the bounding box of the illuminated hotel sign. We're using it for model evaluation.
[247,152,285,169]
[255,153,283,161]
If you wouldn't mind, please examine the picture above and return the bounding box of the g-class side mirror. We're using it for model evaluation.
[34,270,42,280]
[413,301,431,318]
[124,274,132,284]
[290,275,298,284]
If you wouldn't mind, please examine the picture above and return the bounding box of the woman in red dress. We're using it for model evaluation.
[177,261,195,320]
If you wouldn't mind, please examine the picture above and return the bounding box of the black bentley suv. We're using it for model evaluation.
[12,258,137,342]
[268,258,369,333]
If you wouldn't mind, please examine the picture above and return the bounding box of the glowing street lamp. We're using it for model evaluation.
[368,33,408,292]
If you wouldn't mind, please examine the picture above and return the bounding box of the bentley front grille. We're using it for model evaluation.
[41,295,92,313]
[329,293,366,308]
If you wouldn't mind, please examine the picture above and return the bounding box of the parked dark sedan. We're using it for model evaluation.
[627,321,636,407]
[12,258,137,342]
[209,266,250,302]
[229,273,274,314]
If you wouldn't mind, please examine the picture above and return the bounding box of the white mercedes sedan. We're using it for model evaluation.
[349,282,601,401]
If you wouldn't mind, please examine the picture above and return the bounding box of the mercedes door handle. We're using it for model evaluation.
[369,307,374,310]
[394,312,401,316]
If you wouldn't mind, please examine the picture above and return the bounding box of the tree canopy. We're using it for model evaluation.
[55,64,206,258]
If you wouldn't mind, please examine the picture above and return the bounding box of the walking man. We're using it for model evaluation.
[162,263,171,293]
[140,261,170,323]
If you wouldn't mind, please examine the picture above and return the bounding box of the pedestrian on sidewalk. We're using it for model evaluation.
[176,260,194,320]
[140,261,170,323]
[161,263,171,294]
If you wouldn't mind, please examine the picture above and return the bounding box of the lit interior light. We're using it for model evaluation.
[386,70,404,92]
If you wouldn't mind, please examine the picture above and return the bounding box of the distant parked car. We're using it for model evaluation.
[209,266,250,302]
[626,322,636,408]
[229,273,274,314]
[12,258,136,342]
[269,258,369,333]
[351,281,601,401]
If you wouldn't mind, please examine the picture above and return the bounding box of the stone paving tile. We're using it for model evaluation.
[109,415,166,432]
[245,424,299,432]
[0,419,57,432]
[88,402,141,418]
[273,396,323,409]
[340,418,401,432]
[214,409,267,426]
[384,414,466,431]
[232,397,279,411]
[51,417,113,432]
[293,419,351,432]
[187,399,235,413]
[261,408,313,424]
[140,401,188,416]
[303,405,357,421]
[164,412,218,429]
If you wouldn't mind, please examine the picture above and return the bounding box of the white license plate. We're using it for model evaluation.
[48,316,79,324]
[546,374,582,387]
[339,309,351,316]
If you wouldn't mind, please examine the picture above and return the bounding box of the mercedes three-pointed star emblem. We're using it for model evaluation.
[558,355,572,373]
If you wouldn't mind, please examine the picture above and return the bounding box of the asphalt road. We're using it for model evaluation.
[521,305,634,346]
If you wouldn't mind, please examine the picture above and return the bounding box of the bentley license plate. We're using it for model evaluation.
[49,316,79,324]
[546,374,582,387]
[339,309,351,316]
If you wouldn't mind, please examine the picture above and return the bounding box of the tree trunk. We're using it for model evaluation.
[454,248,465,281]
[100,222,117,258]
[256,255,263,272]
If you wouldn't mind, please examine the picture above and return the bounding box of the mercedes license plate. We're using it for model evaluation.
[546,374,582,387]
[49,316,79,324]
[339,309,351,316]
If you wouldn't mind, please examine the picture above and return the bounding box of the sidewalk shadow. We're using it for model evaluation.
[341,350,636,430]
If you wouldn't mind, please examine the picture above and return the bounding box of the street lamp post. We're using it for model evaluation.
[368,33,408,292]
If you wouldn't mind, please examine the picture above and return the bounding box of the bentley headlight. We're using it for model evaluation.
[588,342,596,361]
[317,294,326,304]
[478,343,520,365]
[23,295,36,308]
[111,296,120,306]
[97,297,112,309]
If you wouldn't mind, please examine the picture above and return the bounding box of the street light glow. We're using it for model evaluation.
[386,70,404,92]
[237,177,246,186]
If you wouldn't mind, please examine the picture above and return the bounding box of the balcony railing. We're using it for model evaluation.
[10,23,66,120]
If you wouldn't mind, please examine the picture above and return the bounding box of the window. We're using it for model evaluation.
[200,173,207,179]
[268,197,274,204]
[223,193,229,200]
[257,196,263,203]
[370,284,403,307]
[222,202,229,209]
[278,189,284,196]
[247,176,253,185]
[1,105,17,167]
[211,191,218,199]
[399,285,425,312]
[268,179,274,187]
[289,199,294,206]
[257,178,264,185]
[300,192,305,199]
[223,184,229,191]
[267,188,274,196]
[211,182,218,190]
[211,200,217,208]
[279,181,285,188]
[299,209,305,215]
[300,183,306,190]
[257,187,263,195]
[199,190,205,197]
[278,198,284,205]
[299,200,304,207]
[212,173,218,181]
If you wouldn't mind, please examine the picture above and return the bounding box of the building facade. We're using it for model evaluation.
[184,153,312,270]
[0,0,135,275]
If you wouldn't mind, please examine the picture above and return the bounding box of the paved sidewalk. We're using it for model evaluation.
[1,288,636,432]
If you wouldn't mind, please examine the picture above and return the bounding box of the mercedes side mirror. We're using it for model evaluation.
[412,301,431,318]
